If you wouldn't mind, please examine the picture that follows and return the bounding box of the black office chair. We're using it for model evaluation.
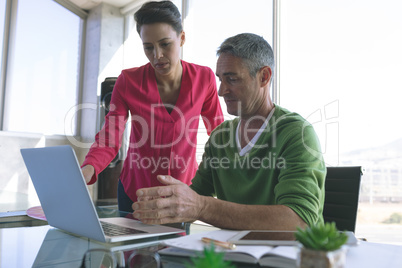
[323,166,363,233]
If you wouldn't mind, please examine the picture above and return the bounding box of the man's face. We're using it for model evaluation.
[216,53,262,117]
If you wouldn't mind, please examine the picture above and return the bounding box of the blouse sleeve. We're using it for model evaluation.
[82,73,129,185]
[201,68,224,135]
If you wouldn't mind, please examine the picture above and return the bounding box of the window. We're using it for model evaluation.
[0,0,85,213]
[183,0,274,162]
[121,0,273,162]
[280,0,402,244]
[2,0,83,135]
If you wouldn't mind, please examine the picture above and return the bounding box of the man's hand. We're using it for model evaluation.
[132,175,204,225]
[81,165,94,184]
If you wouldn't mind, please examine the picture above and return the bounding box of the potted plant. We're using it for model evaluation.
[186,243,235,268]
[295,222,348,268]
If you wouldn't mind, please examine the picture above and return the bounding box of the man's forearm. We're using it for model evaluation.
[199,196,307,230]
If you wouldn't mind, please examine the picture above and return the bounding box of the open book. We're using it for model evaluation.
[159,230,297,267]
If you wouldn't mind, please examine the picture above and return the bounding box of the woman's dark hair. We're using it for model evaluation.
[134,1,182,35]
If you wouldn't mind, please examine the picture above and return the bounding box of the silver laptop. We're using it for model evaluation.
[20,145,184,243]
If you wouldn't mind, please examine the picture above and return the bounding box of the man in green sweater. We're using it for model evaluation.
[132,33,326,230]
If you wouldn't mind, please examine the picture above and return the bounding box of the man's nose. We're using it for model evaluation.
[218,82,229,96]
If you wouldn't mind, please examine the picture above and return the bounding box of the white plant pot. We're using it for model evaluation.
[297,246,347,268]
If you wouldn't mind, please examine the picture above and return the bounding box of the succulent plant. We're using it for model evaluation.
[295,222,348,251]
[185,243,235,268]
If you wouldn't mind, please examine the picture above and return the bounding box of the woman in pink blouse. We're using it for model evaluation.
[81,1,223,212]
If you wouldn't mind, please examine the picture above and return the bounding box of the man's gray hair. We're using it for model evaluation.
[217,33,275,77]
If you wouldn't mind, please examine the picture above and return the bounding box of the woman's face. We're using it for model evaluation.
[140,23,185,77]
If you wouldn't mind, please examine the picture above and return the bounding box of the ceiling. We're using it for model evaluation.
[67,0,136,10]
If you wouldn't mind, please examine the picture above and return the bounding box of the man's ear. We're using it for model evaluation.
[260,66,272,87]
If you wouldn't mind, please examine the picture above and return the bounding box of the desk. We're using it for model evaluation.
[0,206,219,267]
[1,208,402,267]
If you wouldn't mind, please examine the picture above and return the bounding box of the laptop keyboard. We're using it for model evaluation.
[101,221,147,237]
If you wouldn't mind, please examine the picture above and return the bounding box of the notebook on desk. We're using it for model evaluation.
[20,145,184,243]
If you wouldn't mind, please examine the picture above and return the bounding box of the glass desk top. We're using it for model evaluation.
[2,206,402,268]
[0,206,220,268]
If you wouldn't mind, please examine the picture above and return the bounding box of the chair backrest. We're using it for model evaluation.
[323,166,363,233]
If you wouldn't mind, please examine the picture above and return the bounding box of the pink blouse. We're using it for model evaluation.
[82,61,223,202]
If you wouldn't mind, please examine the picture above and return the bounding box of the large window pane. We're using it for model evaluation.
[185,0,273,70]
[3,0,82,135]
[280,0,402,244]
[184,0,274,161]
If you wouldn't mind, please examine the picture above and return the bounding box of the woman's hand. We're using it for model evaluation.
[132,175,205,224]
[81,165,95,184]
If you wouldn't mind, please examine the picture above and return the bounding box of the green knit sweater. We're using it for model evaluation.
[190,105,326,226]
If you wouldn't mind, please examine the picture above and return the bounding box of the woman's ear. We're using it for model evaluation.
[180,31,186,46]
